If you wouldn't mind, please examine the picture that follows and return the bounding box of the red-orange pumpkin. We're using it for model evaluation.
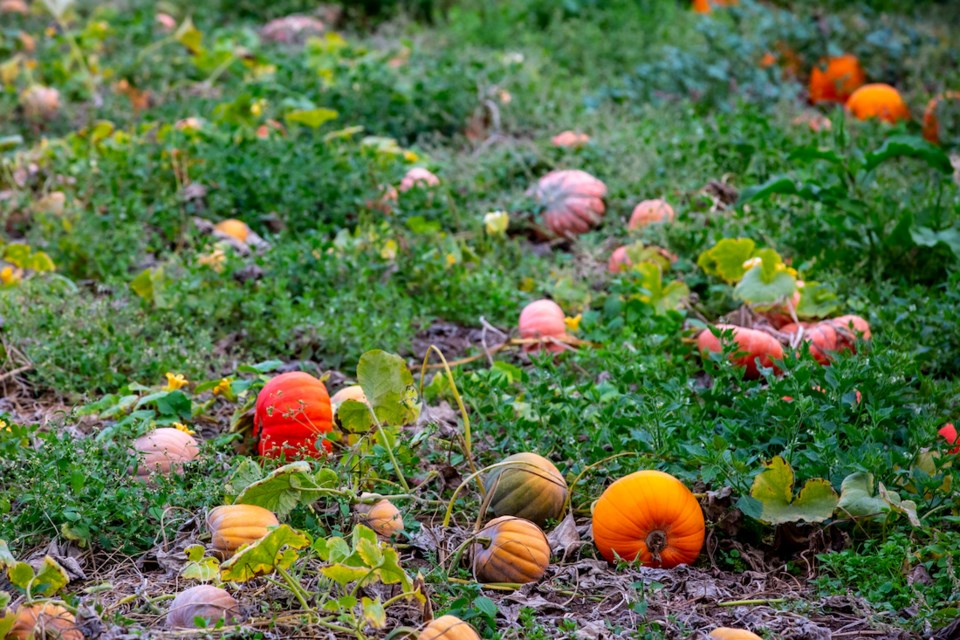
[923,91,960,145]
[255,372,334,458]
[628,199,675,229]
[809,55,865,104]
[940,423,959,455]
[592,469,704,568]
[846,84,910,123]
[697,325,783,378]
[132,428,200,478]
[783,315,870,364]
[531,170,607,238]
[692,0,738,13]
[518,299,568,353]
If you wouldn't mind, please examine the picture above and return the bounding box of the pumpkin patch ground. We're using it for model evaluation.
[1,1,959,639]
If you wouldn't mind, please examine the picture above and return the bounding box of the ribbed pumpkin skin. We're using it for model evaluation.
[709,628,763,640]
[628,199,675,229]
[519,299,567,353]
[166,585,240,629]
[255,372,334,459]
[923,91,960,144]
[9,603,83,640]
[532,170,607,238]
[472,516,551,584]
[809,55,865,104]
[330,385,367,408]
[418,615,480,640]
[214,219,250,243]
[206,505,279,556]
[697,325,783,378]
[484,452,568,528]
[592,470,704,568]
[356,498,404,537]
[132,428,200,477]
[783,315,870,364]
[846,84,910,123]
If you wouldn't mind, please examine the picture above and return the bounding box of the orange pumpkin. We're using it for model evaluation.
[206,504,279,557]
[923,91,960,145]
[0,0,29,14]
[608,246,632,273]
[592,469,704,568]
[709,629,763,640]
[940,423,959,454]
[551,131,590,147]
[830,314,871,350]
[484,452,569,528]
[697,325,784,378]
[757,286,803,329]
[9,603,83,640]
[214,219,251,243]
[131,428,200,478]
[355,496,404,537]
[692,0,738,13]
[531,169,607,238]
[518,299,568,353]
[472,516,551,584]
[20,85,61,120]
[628,199,675,229]
[846,84,910,123]
[166,585,241,629]
[782,321,837,365]
[399,167,440,192]
[255,371,334,458]
[419,615,480,640]
[808,55,865,104]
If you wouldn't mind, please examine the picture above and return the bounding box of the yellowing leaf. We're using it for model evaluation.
[738,456,838,525]
[219,525,310,583]
[362,597,387,629]
[174,17,203,55]
[697,238,756,283]
[284,108,339,129]
[233,461,321,517]
[356,350,420,427]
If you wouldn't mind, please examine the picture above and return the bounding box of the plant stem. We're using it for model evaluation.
[276,565,313,613]
[717,598,786,606]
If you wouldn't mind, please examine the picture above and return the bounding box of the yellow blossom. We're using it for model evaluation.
[0,419,8,432]
[172,422,196,436]
[212,377,233,396]
[163,372,188,391]
[484,211,509,237]
[403,150,419,163]
[564,314,582,332]
[445,253,457,267]
[198,248,226,272]
[250,100,265,117]
[380,239,398,261]
[1,266,23,287]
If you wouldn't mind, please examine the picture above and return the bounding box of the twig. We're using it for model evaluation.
[717,598,786,606]
[0,364,33,383]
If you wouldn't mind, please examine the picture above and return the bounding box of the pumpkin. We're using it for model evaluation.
[483,452,568,528]
[0,0,29,14]
[214,219,251,243]
[923,91,960,145]
[783,315,870,364]
[419,615,480,640]
[471,516,551,584]
[792,112,832,132]
[255,371,334,459]
[697,325,784,379]
[551,131,590,147]
[330,385,367,410]
[399,168,440,192]
[518,299,568,353]
[9,603,83,640]
[939,423,959,454]
[531,169,607,238]
[20,85,61,120]
[628,199,675,229]
[808,55,865,104]
[166,585,240,629]
[131,428,200,478]
[846,84,910,123]
[709,628,763,640]
[206,504,279,557]
[355,496,404,537]
[260,15,326,44]
[692,0,738,13]
[592,469,704,568]
[608,246,632,273]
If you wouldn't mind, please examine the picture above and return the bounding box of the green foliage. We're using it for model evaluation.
[738,456,839,525]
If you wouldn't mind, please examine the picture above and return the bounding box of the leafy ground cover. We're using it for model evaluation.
[1,0,959,638]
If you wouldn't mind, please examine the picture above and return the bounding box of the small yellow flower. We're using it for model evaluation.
[484,211,509,237]
[250,100,265,117]
[0,419,9,432]
[380,239,398,261]
[402,150,419,163]
[564,314,582,332]
[163,372,188,392]
[172,422,196,436]
[1,266,23,287]
[198,248,226,272]
[742,257,762,270]
[212,377,233,396]
[445,253,457,267]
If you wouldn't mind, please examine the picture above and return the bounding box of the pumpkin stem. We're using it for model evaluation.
[645,529,667,565]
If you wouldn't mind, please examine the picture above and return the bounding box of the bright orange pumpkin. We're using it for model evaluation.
[697,325,784,378]
[483,452,569,528]
[419,615,480,640]
[131,428,200,478]
[531,169,607,238]
[518,299,568,353]
[592,469,704,568]
[692,0,738,13]
[166,585,240,629]
[472,516,551,584]
[214,219,251,243]
[206,504,279,557]
[9,603,83,640]
[808,55,865,104]
[846,84,910,123]
[255,371,334,458]
[709,628,763,640]
[628,199,675,229]
[923,91,960,145]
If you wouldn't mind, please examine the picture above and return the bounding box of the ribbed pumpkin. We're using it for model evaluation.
[166,585,240,629]
[214,219,251,243]
[808,55,865,104]
[783,315,870,364]
[131,428,200,478]
[483,452,568,528]
[709,629,763,640]
[696,325,784,379]
[628,199,675,229]
[846,84,910,123]
[518,299,568,353]
[255,371,334,459]
[419,615,480,640]
[399,167,440,192]
[355,496,404,538]
[531,169,607,238]
[592,470,704,568]
[923,91,960,145]
[472,516,551,584]
[330,385,367,410]
[9,603,83,640]
[206,504,279,557]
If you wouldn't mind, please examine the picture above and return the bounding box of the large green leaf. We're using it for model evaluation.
[219,525,310,582]
[865,135,953,174]
[795,281,840,318]
[356,350,420,427]
[233,461,320,516]
[738,456,838,525]
[837,472,919,527]
[910,225,960,259]
[697,238,756,284]
[734,265,796,305]
[223,458,264,503]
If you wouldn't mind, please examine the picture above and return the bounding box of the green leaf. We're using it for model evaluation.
[180,546,220,582]
[32,556,70,596]
[837,472,888,520]
[315,467,339,489]
[314,536,353,564]
[337,399,373,434]
[697,238,756,283]
[357,350,421,427]
[734,265,796,305]
[224,459,264,502]
[285,108,339,129]
[219,525,310,582]
[865,135,953,174]
[0,607,15,640]
[7,561,35,590]
[156,391,192,420]
[130,267,169,309]
[234,461,320,517]
[0,541,14,566]
[362,597,387,629]
[25,251,55,272]
[795,282,840,318]
[737,176,799,206]
[741,456,838,525]
[910,225,960,259]
[174,16,204,55]
[320,564,370,586]
[3,243,30,269]
[377,546,411,590]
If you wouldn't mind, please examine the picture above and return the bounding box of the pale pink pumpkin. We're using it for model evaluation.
[531,170,607,238]
[519,299,567,353]
[628,199,675,229]
[608,246,631,273]
[399,168,440,192]
[551,131,590,147]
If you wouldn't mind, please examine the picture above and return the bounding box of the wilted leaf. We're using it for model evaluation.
[219,525,310,582]
[32,556,70,596]
[0,608,14,640]
[285,108,338,129]
[837,472,887,519]
[234,461,320,516]
[697,238,756,283]
[175,17,204,55]
[357,350,420,427]
[224,459,264,502]
[877,483,920,527]
[362,597,387,628]
[0,541,14,566]
[738,456,838,525]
